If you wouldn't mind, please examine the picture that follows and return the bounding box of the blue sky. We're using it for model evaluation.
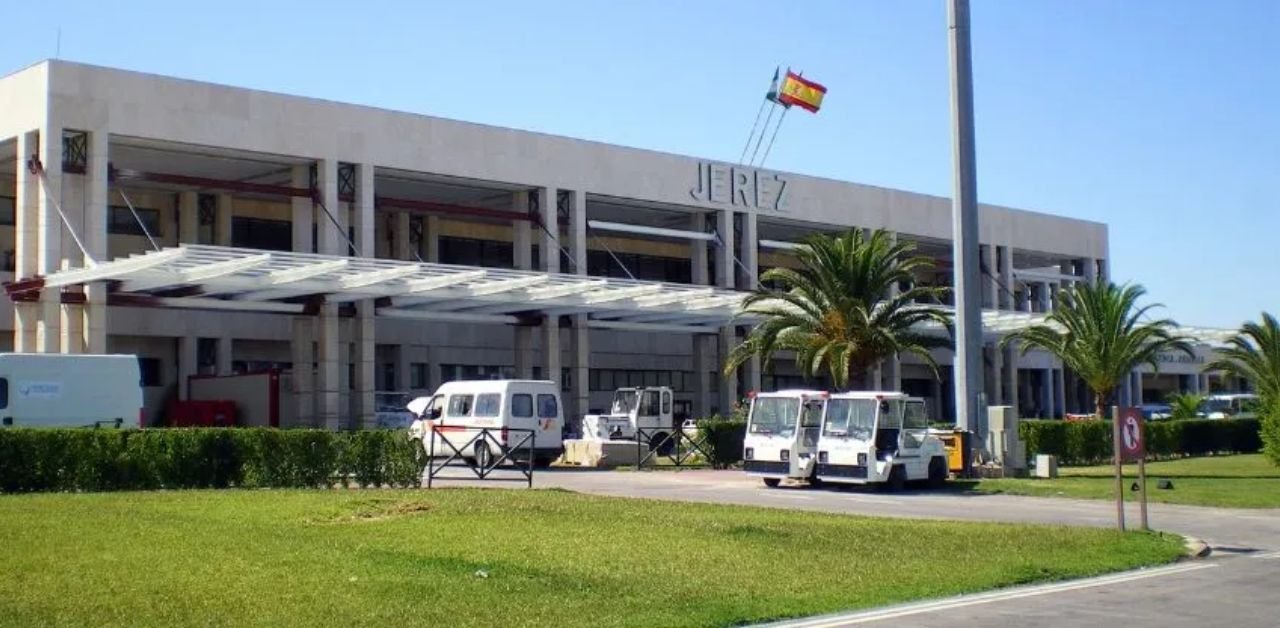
[3,1,1276,328]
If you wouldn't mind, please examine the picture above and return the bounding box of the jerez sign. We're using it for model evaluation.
[690,162,789,212]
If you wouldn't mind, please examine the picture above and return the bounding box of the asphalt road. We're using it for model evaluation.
[439,467,1280,627]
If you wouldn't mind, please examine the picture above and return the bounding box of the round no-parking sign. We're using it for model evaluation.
[1120,408,1144,462]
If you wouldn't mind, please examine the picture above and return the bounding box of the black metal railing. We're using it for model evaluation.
[634,427,713,469]
[425,425,535,488]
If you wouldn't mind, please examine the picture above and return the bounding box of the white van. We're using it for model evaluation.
[0,353,143,429]
[407,380,564,467]
[814,392,948,490]
[742,390,827,487]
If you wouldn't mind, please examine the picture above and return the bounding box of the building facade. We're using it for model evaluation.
[1,61,1229,428]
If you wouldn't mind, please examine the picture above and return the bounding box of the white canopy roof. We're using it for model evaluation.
[19,244,1236,345]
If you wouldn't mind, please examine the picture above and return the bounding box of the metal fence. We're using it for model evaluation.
[425,425,535,488]
[634,427,713,469]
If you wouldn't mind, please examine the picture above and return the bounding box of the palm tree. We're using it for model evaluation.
[1166,392,1205,421]
[1205,312,1280,402]
[725,229,952,390]
[1001,281,1194,419]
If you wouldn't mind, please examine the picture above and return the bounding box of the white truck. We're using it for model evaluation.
[742,390,828,487]
[581,386,679,454]
[0,353,143,429]
[814,392,948,490]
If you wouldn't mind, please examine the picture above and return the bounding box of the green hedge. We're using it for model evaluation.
[696,416,748,469]
[1019,418,1262,466]
[0,428,425,493]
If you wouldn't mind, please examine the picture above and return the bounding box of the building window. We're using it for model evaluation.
[232,217,292,251]
[410,363,429,389]
[439,237,514,269]
[0,196,14,226]
[587,250,692,284]
[137,357,162,387]
[588,369,693,392]
[439,364,514,383]
[109,206,162,237]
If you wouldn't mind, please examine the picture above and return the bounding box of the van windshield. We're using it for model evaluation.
[748,397,801,438]
[823,398,876,439]
[610,390,638,415]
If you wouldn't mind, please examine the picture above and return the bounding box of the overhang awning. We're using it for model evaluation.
[7,245,754,333]
[5,244,1239,344]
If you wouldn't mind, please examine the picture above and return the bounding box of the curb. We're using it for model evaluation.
[1183,536,1213,559]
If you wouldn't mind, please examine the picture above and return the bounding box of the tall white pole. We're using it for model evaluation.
[948,0,985,440]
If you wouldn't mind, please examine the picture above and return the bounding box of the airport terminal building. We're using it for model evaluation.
[0,61,1240,427]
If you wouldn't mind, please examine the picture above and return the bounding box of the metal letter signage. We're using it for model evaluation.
[690,162,788,212]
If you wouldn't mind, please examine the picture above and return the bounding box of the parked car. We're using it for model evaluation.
[1201,394,1261,420]
[407,379,564,467]
[1140,404,1172,420]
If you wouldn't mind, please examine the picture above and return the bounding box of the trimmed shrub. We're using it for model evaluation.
[0,428,426,493]
[1019,418,1261,466]
[696,416,747,469]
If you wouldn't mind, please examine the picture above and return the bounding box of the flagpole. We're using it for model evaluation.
[738,97,770,165]
[748,101,779,166]
[756,106,790,168]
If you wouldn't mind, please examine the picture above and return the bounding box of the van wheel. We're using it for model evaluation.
[808,473,824,488]
[927,457,947,489]
[762,477,781,488]
[882,466,906,493]
[473,442,493,471]
[533,456,555,469]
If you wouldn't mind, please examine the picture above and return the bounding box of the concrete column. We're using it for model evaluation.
[395,344,412,392]
[538,187,559,273]
[739,211,761,392]
[178,192,199,244]
[177,335,197,400]
[394,211,412,260]
[1083,257,1097,285]
[292,318,315,426]
[982,244,997,309]
[717,328,738,415]
[1004,344,1019,412]
[317,305,341,429]
[83,129,109,354]
[1054,367,1067,418]
[512,191,534,377]
[355,301,376,428]
[36,126,62,353]
[216,194,233,246]
[291,165,313,253]
[513,191,532,269]
[715,209,735,289]
[930,377,944,422]
[1040,368,1053,419]
[1133,372,1144,406]
[425,215,440,263]
[692,334,712,419]
[14,131,40,352]
[543,316,562,389]
[216,336,233,375]
[316,160,343,256]
[997,245,1014,310]
[354,163,377,427]
[689,212,713,419]
[990,345,1004,405]
[715,209,737,408]
[568,190,590,419]
[1038,281,1051,313]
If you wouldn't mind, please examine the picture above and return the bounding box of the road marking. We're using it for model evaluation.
[1252,551,1280,560]
[759,562,1218,628]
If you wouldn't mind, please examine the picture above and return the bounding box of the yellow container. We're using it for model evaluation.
[932,431,966,473]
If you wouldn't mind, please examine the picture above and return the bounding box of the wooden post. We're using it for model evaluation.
[1111,405,1126,531]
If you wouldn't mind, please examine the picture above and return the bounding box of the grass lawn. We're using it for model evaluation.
[0,489,1181,627]
[973,454,1280,509]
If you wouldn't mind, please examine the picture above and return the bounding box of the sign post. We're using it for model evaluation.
[1119,406,1149,530]
[1110,406,1126,531]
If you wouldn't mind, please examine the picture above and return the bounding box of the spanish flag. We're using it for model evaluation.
[777,71,827,113]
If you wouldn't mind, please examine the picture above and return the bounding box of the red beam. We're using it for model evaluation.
[4,276,45,300]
